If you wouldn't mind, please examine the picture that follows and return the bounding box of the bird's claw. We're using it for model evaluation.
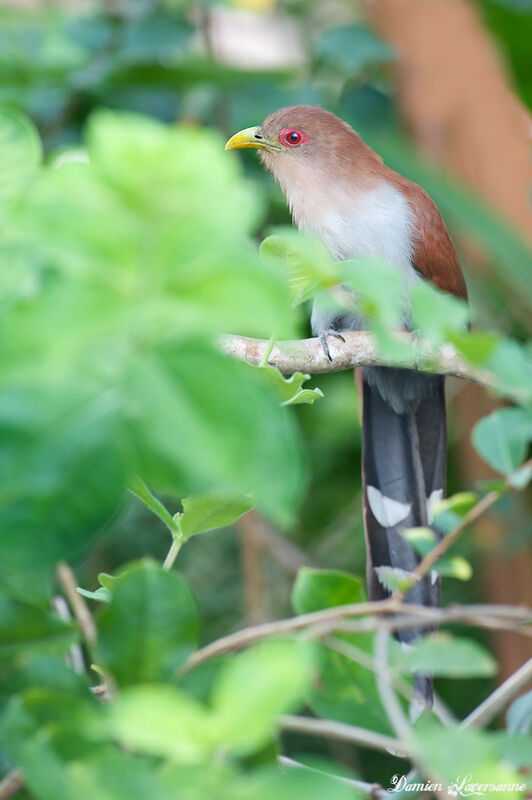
[319,330,346,363]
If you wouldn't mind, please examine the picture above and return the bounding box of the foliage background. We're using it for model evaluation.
[0,0,531,797]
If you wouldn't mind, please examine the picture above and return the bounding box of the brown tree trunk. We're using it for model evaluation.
[367,0,532,680]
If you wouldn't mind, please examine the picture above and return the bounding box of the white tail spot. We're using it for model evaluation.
[427,489,444,523]
[367,486,411,528]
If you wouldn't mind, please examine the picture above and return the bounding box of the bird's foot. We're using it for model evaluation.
[319,330,346,363]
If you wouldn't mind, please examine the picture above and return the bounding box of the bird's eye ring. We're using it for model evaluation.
[279,128,309,148]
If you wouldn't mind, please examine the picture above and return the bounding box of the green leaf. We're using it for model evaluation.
[76,587,111,604]
[0,595,77,660]
[178,491,254,539]
[128,475,177,534]
[110,639,316,761]
[432,492,478,517]
[126,344,306,527]
[486,340,532,403]
[0,106,41,215]
[313,25,394,76]
[400,527,436,557]
[507,689,532,735]
[0,388,127,569]
[67,750,169,800]
[472,407,532,474]
[411,280,469,344]
[397,633,497,678]
[253,366,324,406]
[290,570,392,733]
[98,559,198,686]
[308,633,395,736]
[110,685,213,763]
[412,719,528,793]
[433,556,473,581]
[211,638,316,755]
[260,228,338,306]
[292,568,366,614]
[447,330,501,365]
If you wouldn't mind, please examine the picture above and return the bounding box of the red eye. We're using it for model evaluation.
[279,128,309,148]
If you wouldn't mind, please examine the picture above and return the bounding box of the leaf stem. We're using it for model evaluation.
[163,534,184,571]
[259,333,277,368]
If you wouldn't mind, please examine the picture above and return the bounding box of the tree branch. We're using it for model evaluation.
[219,331,498,389]
[181,600,532,672]
[460,656,532,730]
[278,756,387,799]
[0,770,24,800]
[279,714,409,757]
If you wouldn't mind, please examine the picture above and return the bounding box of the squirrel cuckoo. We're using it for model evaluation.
[226,106,467,706]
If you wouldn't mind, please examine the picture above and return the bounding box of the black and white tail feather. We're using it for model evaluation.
[361,365,447,714]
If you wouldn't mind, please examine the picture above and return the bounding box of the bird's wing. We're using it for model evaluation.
[401,180,468,301]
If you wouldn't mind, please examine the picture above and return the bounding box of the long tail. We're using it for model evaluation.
[360,367,447,708]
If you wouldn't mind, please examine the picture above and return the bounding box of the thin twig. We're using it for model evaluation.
[278,755,387,798]
[51,595,85,674]
[402,460,531,593]
[374,625,411,740]
[406,494,501,591]
[56,562,97,664]
[461,657,532,730]
[279,714,409,757]
[219,332,503,393]
[325,635,456,727]
[180,597,399,671]
[181,600,532,672]
[0,769,24,800]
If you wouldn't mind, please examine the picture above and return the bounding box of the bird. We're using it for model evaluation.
[226,106,467,708]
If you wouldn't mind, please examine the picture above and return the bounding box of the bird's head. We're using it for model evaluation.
[225,105,380,195]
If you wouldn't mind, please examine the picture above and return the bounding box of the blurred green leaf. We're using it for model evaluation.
[412,719,528,795]
[313,25,394,76]
[211,638,316,755]
[260,229,338,306]
[507,689,532,735]
[400,526,436,557]
[125,344,306,527]
[111,639,315,761]
[290,569,391,735]
[110,684,213,763]
[98,559,198,686]
[411,280,469,344]
[292,568,365,614]
[433,557,472,581]
[485,339,532,403]
[76,587,111,603]
[448,330,501,365]
[0,595,77,660]
[397,633,497,678]
[0,106,41,216]
[178,491,254,538]
[0,389,127,569]
[472,407,532,474]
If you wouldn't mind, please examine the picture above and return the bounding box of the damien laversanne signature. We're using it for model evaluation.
[389,773,527,797]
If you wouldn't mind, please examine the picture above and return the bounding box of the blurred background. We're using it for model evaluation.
[1,0,530,776]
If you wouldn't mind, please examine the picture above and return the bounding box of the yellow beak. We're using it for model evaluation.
[225,126,281,152]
